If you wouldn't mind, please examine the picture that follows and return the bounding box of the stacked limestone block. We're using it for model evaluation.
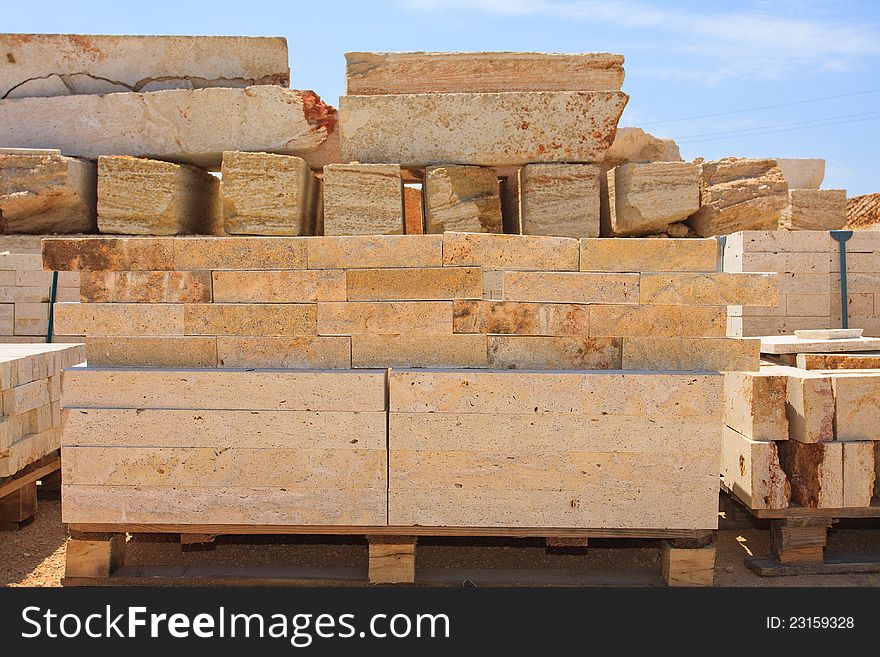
[775,159,847,231]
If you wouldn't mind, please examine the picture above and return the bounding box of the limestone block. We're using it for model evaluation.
[797,353,880,370]
[174,236,308,270]
[0,86,338,169]
[724,229,831,254]
[728,251,830,274]
[590,305,727,337]
[424,165,502,234]
[212,270,346,302]
[721,426,790,510]
[580,238,717,272]
[351,334,487,368]
[780,189,847,230]
[403,185,424,234]
[785,372,835,443]
[97,156,223,235]
[42,237,175,271]
[216,336,351,369]
[80,271,212,303]
[339,91,629,166]
[62,368,387,411]
[317,301,453,335]
[322,164,403,236]
[13,302,49,336]
[519,164,600,238]
[0,34,289,98]
[601,127,682,169]
[639,272,778,306]
[760,335,880,354]
[183,303,316,336]
[778,440,843,508]
[846,192,880,229]
[623,337,759,371]
[345,51,625,94]
[84,337,218,368]
[346,267,482,301]
[774,158,824,189]
[442,232,579,271]
[487,336,621,369]
[221,151,318,235]
[687,158,789,237]
[0,427,61,477]
[307,235,442,269]
[53,302,183,336]
[503,271,638,304]
[605,162,699,236]
[832,374,880,441]
[723,371,788,441]
[1,379,49,416]
[452,300,590,336]
[0,149,96,233]
[842,442,875,508]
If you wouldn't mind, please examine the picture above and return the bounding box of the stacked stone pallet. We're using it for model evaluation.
[724,230,880,337]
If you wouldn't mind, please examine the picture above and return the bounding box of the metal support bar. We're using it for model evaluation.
[830,230,853,329]
[46,270,58,343]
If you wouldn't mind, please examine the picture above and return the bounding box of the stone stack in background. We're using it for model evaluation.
[847,192,880,230]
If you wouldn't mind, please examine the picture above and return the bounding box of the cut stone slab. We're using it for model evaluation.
[351,334,487,368]
[600,127,682,169]
[212,270,346,302]
[339,91,628,166]
[84,337,217,368]
[486,336,621,370]
[0,34,289,99]
[183,303,316,337]
[80,271,212,303]
[796,352,880,370]
[580,237,718,272]
[317,301,453,335]
[721,426,790,510]
[842,441,875,508]
[760,335,880,354]
[519,164,600,238]
[794,328,862,340]
[97,156,223,235]
[774,158,825,190]
[221,151,318,236]
[589,305,727,338]
[723,371,789,441]
[831,374,880,442]
[307,234,442,269]
[0,149,96,233]
[639,272,778,306]
[502,271,638,304]
[346,267,482,301]
[53,302,183,336]
[622,337,759,371]
[687,158,789,237]
[604,162,699,236]
[345,51,625,94]
[216,336,351,369]
[784,371,835,443]
[322,164,403,236]
[424,165,502,234]
[778,439,843,508]
[452,300,590,336]
[0,86,338,169]
[780,189,847,231]
[442,232,579,271]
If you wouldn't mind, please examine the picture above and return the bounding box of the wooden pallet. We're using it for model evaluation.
[0,451,60,530]
[724,489,880,576]
[62,525,717,587]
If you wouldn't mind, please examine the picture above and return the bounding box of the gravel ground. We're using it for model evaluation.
[2,500,879,587]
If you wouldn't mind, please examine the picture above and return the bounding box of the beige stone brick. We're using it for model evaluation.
[183,303,316,336]
[346,267,482,301]
[775,158,824,189]
[318,301,452,335]
[351,334,488,368]
[452,299,590,336]
[173,236,308,270]
[721,426,790,510]
[487,336,621,369]
[442,232,579,270]
[724,371,789,441]
[832,374,880,442]
[780,189,847,231]
[322,164,403,236]
[639,272,778,306]
[605,162,699,236]
[519,163,600,238]
[842,441,875,508]
[623,337,759,371]
[580,238,717,272]
[53,302,183,336]
[590,304,727,337]
[503,272,638,304]
[307,234,442,269]
[216,336,351,369]
[785,372,835,443]
[84,337,218,367]
[212,270,346,302]
[42,237,174,271]
[424,165,502,234]
[80,271,212,303]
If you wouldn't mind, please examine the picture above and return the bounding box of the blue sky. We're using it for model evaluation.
[6,0,880,194]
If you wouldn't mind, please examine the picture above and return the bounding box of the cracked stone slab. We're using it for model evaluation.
[1,34,289,99]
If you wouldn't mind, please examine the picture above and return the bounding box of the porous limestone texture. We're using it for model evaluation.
[424,165,502,234]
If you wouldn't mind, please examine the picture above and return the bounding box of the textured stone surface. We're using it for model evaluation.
[424,165,502,234]
[842,441,875,507]
[519,164,600,238]
[84,337,217,367]
[601,127,682,169]
[687,158,789,237]
[347,267,482,301]
[403,185,423,234]
[212,270,346,302]
[80,271,212,303]
[580,238,717,272]
[759,335,880,354]
[846,192,880,229]
[0,34,289,98]
[639,272,778,306]
[605,162,699,236]
[221,151,318,236]
[778,439,843,508]
[832,374,880,442]
[352,334,487,368]
[721,426,790,510]
[322,164,403,236]
[174,236,308,270]
[453,300,590,336]
[590,305,727,337]
[307,235,442,269]
[97,156,223,235]
[0,149,96,233]
[623,337,759,371]
[723,371,788,441]
[183,303,316,336]
[345,51,625,94]
[340,91,628,166]
[318,301,452,335]
[442,232,579,270]
[54,302,183,336]
[503,271,638,304]
[0,86,338,169]
[216,336,351,369]
[780,188,847,230]
[774,158,824,190]
[784,371,835,443]
[487,336,621,369]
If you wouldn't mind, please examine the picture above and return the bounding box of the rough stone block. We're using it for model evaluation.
[322,164,403,236]
[318,301,453,335]
[53,302,183,336]
[721,426,790,510]
[580,238,717,272]
[780,189,847,231]
[639,272,778,306]
[519,163,600,238]
[623,337,759,371]
[212,270,346,302]
[774,158,824,189]
[216,336,351,369]
[590,304,727,337]
[601,127,682,169]
[452,300,590,336]
[502,272,638,304]
[346,267,482,301]
[442,232,579,271]
[487,336,621,369]
[80,271,212,303]
[724,371,789,441]
[183,303,316,336]
[832,374,880,442]
[351,334,487,368]
[778,440,843,508]
[424,165,502,234]
[307,235,442,269]
[604,162,699,236]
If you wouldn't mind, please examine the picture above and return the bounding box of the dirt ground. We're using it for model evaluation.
[2,500,879,587]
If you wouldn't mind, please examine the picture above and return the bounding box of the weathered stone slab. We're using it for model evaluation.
[721,426,790,510]
[503,271,638,304]
[183,303,316,336]
[842,442,875,508]
[452,300,590,336]
[53,302,183,336]
[307,234,442,269]
[0,34,289,98]
[846,192,880,229]
[600,127,682,169]
[345,51,625,94]
[346,267,482,301]
[84,337,217,368]
[174,236,307,270]
[339,91,628,166]
[724,371,788,441]
[0,149,96,233]
[0,86,338,169]
[424,165,502,234]
[487,336,621,369]
[318,301,452,335]
[780,189,847,231]
[687,158,789,237]
[352,334,487,368]
[580,238,717,272]
[442,232,579,270]
[80,271,212,303]
[639,272,778,306]
[212,270,346,302]
[216,336,351,369]
[778,439,843,508]
[590,304,727,337]
[221,151,318,236]
[832,374,880,442]
[623,337,759,371]
[774,158,824,190]
[604,162,699,236]
[519,164,600,238]
[322,164,403,236]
